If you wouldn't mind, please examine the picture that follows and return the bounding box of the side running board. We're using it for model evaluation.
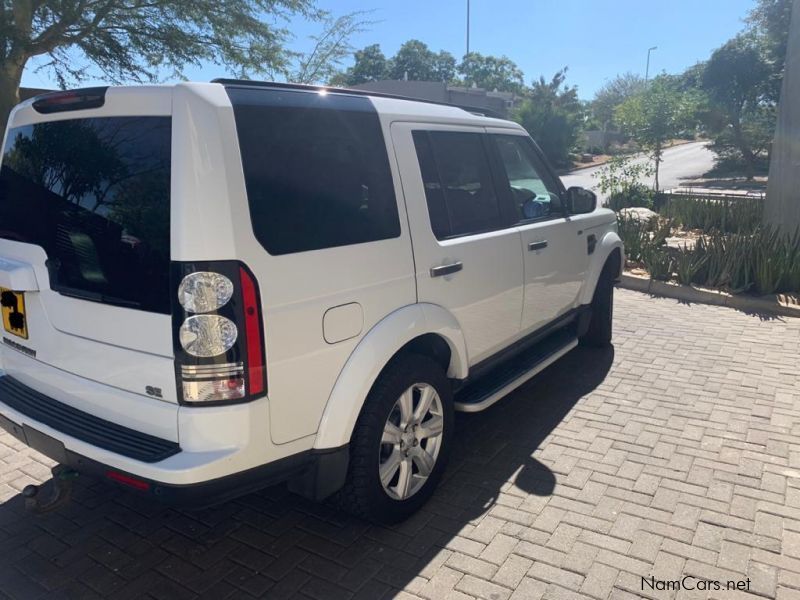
[454,329,578,413]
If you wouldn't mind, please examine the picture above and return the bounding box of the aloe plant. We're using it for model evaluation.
[674,244,708,286]
[660,196,762,234]
[642,245,673,281]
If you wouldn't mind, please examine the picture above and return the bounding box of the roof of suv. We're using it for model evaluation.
[212,79,517,128]
[17,81,521,131]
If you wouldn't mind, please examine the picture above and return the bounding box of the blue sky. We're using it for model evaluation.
[21,0,756,100]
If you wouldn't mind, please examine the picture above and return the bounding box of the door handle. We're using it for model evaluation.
[528,240,548,251]
[430,262,463,278]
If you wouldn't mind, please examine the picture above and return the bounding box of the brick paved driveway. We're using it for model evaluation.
[1,289,800,600]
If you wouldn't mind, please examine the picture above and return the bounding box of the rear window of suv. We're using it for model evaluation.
[227,87,401,255]
[0,116,171,313]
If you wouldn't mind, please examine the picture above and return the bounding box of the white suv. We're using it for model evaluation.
[0,81,622,522]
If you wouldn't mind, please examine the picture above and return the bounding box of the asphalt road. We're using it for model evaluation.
[560,141,717,205]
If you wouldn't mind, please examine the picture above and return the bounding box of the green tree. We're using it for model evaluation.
[748,0,793,100]
[701,35,773,180]
[591,72,645,132]
[330,43,388,86]
[387,40,456,82]
[0,1,366,131]
[615,77,697,190]
[291,12,373,85]
[512,68,582,169]
[457,52,523,92]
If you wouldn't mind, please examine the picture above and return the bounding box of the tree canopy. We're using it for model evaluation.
[332,40,525,92]
[512,69,582,169]
[458,52,524,92]
[591,72,646,131]
[701,35,774,179]
[615,77,698,189]
[329,43,387,86]
[0,1,366,130]
[387,40,456,82]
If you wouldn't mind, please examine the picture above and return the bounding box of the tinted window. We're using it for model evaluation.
[413,130,505,239]
[228,88,401,255]
[0,117,171,313]
[493,135,563,221]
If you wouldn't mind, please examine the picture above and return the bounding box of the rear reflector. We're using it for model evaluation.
[106,470,150,491]
[240,266,266,396]
[32,87,108,114]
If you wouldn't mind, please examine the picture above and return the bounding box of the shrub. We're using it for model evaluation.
[673,244,708,285]
[659,196,762,234]
[616,214,651,263]
[691,227,800,294]
[642,245,672,281]
[593,155,654,202]
[608,184,656,211]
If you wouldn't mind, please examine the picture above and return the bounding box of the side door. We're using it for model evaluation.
[487,129,591,335]
[391,123,524,366]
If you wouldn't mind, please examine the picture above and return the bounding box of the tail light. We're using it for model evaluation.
[172,261,267,405]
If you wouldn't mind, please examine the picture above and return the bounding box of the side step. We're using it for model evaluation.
[454,329,578,413]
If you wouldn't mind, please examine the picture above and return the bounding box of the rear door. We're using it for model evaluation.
[392,123,524,366]
[488,130,591,334]
[0,88,179,423]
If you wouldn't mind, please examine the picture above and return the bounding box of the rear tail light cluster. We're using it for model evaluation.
[172,261,266,405]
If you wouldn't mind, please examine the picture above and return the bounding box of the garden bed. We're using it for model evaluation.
[616,195,800,306]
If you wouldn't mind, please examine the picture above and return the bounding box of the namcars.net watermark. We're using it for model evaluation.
[642,575,751,592]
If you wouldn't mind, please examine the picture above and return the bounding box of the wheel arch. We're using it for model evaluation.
[578,230,624,305]
[313,303,468,450]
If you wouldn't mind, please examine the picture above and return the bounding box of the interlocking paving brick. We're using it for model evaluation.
[1,290,800,599]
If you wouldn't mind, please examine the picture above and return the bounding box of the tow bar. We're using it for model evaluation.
[22,465,78,514]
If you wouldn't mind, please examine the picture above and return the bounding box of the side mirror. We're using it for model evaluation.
[564,187,597,214]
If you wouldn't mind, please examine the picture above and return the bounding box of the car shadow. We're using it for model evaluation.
[0,345,614,598]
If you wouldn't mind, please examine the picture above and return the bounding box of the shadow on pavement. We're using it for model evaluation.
[0,345,614,599]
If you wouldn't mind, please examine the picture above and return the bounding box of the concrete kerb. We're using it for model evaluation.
[618,272,800,318]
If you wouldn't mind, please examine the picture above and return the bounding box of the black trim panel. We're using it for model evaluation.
[0,376,180,463]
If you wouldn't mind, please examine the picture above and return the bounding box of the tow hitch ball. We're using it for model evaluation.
[22,465,78,514]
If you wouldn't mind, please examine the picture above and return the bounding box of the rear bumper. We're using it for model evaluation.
[0,372,349,504]
[0,408,336,506]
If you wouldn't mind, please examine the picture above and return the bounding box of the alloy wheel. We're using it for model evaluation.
[378,382,445,500]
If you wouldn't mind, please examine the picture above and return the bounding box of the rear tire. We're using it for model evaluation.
[581,267,614,348]
[332,354,453,524]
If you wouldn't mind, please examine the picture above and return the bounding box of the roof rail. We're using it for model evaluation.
[210,78,505,119]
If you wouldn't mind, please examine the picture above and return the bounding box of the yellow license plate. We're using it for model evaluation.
[1,287,28,339]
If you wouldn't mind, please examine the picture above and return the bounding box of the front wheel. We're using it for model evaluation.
[581,268,614,348]
[333,354,453,523]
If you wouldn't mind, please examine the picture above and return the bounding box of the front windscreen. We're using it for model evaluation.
[0,116,171,313]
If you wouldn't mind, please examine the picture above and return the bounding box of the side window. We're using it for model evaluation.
[228,88,401,255]
[493,135,564,222]
[412,130,506,239]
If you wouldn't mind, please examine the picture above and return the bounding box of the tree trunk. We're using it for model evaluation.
[0,61,26,136]
[653,143,662,191]
[732,120,756,181]
[765,0,800,235]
